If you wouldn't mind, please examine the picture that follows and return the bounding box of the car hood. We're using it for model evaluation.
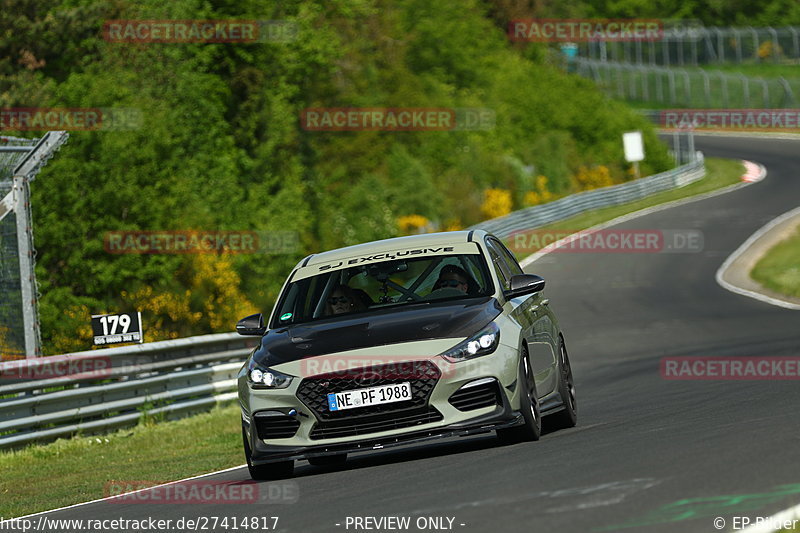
[253,296,502,367]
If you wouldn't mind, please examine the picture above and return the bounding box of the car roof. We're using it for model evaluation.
[301,229,490,268]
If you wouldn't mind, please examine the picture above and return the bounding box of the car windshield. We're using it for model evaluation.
[272,253,493,326]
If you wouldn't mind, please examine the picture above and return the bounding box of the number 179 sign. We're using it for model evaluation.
[91,312,143,346]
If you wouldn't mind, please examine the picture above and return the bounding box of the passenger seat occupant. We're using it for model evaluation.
[325,285,367,315]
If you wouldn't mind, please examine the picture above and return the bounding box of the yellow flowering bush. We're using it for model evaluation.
[758,41,782,59]
[49,305,94,354]
[122,254,257,343]
[575,165,614,191]
[444,218,463,231]
[524,175,554,206]
[481,188,512,219]
[397,214,431,234]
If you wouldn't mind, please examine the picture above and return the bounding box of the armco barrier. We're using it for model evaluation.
[0,332,255,449]
[472,156,705,239]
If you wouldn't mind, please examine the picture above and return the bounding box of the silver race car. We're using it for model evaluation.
[237,230,576,479]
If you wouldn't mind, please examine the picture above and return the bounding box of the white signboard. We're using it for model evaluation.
[623,131,645,162]
[91,312,143,346]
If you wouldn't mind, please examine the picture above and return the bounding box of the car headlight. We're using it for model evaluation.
[440,322,500,363]
[247,360,293,389]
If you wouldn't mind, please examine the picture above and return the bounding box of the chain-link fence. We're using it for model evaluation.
[574,58,799,108]
[578,26,800,66]
[0,133,68,359]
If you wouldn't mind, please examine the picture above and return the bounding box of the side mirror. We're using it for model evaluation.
[505,274,545,299]
[236,313,266,336]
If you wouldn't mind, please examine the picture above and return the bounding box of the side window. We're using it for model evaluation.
[485,240,511,290]
[493,238,524,277]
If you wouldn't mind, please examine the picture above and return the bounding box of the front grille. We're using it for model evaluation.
[449,380,500,411]
[254,412,301,440]
[309,406,443,440]
[296,360,442,440]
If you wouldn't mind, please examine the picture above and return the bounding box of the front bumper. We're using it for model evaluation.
[240,344,523,465]
[245,404,523,465]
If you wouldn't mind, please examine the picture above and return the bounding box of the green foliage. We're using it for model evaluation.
[0,0,677,353]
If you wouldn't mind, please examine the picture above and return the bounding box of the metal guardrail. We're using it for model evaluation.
[472,156,705,239]
[0,332,255,449]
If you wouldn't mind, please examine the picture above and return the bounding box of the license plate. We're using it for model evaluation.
[327,382,412,411]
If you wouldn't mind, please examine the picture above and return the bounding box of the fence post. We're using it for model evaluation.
[759,78,770,108]
[778,77,794,107]
[749,27,760,63]
[768,27,779,63]
[789,27,800,59]
[734,28,743,63]
[628,65,637,99]
[714,28,725,63]
[717,72,730,108]
[701,70,711,107]
[680,69,692,105]
[668,69,677,104]
[739,74,750,107]
[616,64,625,98]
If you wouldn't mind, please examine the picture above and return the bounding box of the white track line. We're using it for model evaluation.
[715,203,800,311]
[740,501,800,533]
[1,464,247,522]
[520,160,760,268]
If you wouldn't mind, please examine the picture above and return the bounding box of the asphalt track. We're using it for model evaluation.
[32,136,800,533]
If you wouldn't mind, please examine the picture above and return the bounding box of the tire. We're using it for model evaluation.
[308,454,348,467]
[497,345,541,444]
[547,336,577,430]
[243,428,294,480]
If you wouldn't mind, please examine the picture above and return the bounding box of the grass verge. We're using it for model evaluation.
[507,157,746,258]
[0,402,243,519]
[750,222,800,298]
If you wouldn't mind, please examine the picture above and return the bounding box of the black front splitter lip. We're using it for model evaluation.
[250,410,524,465]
